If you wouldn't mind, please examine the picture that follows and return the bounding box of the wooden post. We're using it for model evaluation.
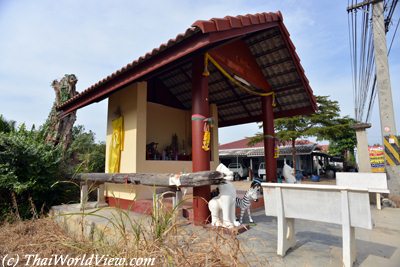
[262,96,277,182]
[192,55,211,225]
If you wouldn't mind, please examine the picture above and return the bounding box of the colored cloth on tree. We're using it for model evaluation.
[108,116,124,173]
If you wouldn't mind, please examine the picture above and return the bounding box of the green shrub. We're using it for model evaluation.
[0,125,62,220]
[0,115,105,222]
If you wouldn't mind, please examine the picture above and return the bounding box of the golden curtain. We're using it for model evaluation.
[108,116,124,173]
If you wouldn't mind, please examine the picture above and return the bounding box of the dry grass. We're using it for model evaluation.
[0,218,78,256]
[0,197,254,266]
[389,195,400,207]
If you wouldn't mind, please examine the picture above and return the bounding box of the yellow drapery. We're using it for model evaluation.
[108,116,124,173]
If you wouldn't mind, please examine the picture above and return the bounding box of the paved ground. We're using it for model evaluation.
[239,207,400,267]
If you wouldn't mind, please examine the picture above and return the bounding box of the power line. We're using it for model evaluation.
[347,0,399,123]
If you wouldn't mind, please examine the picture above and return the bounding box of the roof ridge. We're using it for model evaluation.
[191,11,282,33]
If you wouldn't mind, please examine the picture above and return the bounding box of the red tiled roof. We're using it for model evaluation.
[58,27,199,110]
[219,138,264,150]
[57,11,316,125]
[58,12,283,111]
[192,12,282,33]
[219,138,314,150]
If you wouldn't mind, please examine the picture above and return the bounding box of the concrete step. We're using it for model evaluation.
[107,197,195,220]
[107,195,265,224]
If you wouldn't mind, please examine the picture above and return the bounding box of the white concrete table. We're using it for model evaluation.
[261,183,373,267]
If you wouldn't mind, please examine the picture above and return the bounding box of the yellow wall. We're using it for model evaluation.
[106,82,145,173]
[146,102,191,157]
[105,82,147,199]
[105,82,220,200]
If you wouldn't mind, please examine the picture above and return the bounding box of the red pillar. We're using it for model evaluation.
[192,55,211,225]
[262,96,277,182]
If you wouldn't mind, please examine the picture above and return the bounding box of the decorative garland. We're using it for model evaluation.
[192,114,213,151]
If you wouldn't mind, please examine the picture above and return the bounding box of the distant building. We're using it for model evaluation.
[219,138,331,177]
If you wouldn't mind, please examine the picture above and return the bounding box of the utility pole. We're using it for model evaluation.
[372,0,400,195]
[348,0,400,195]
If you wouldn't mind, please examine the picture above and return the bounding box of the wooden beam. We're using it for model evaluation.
[245,29,281,46]
[253,44,287,58]
[260,56,293,69]
[215,94,255,106]
[266,68,297,80]
[75,171,225,187]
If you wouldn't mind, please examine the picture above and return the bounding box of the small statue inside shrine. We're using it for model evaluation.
[146,142,160,160]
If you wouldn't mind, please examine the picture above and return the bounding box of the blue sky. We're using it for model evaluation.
[0,0,399,145]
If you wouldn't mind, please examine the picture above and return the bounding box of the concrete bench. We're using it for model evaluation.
[336,172,389,210]
[153,187,183,211]
[79,182,183,213]
[261,183,372,267]
[79,182,108,210]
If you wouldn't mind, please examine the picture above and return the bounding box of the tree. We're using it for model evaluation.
[322,116,357,169]
[0,124,62,220]
[66,125,105,173]
[0,115,16,133]
[250,96,344,174]
[0,116,105,221]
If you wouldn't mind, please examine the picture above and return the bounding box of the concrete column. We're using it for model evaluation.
[191,55,211,225]
[80,184,88,210]
[96,184,108,208]
[341,190,356,267]
[372,1,400,195]
[262,96,277,182]
[353,123,372,172]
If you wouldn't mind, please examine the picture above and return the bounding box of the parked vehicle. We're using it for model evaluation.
[258,163,266,179]
[228,163,248,180]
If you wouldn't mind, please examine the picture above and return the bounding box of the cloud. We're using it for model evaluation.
[1,0,398,145]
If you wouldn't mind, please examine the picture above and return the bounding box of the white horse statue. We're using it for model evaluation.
[208,163,240,228]
[282,159,296,183]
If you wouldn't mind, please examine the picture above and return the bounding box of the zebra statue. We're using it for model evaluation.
[236,184,260,224]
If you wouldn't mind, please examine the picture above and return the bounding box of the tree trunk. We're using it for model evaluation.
[44,74,78,151]
[292,138,297,176]
[11,191,20,221]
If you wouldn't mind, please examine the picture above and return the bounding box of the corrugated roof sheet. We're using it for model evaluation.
[219,144,321,158]
[218,138,314,150]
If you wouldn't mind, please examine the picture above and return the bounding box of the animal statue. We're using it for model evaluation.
[236,183,260,224]
[282,160,296,183]
[44,74,78,151]
[208,163,240,228]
